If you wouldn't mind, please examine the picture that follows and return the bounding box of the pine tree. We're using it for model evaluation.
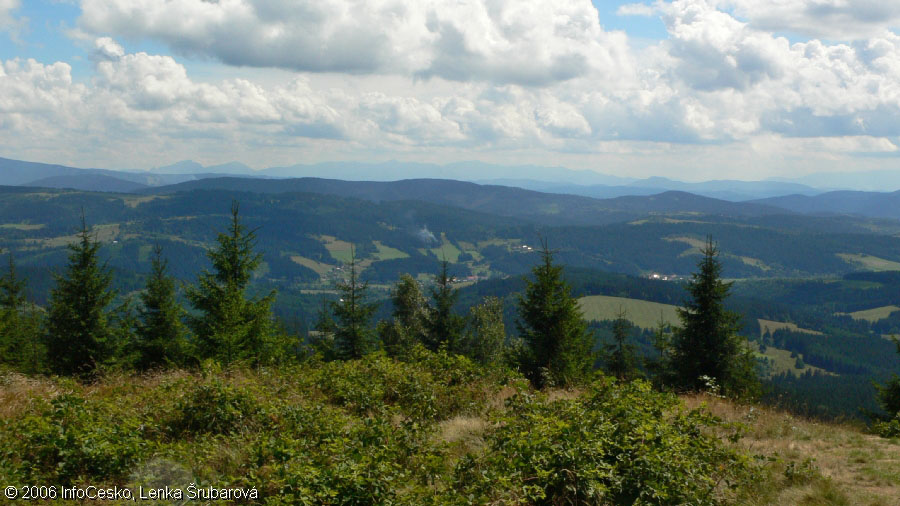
[186,201,281,365]
[0,253,26,368]
[46,213,116,377]
[459,296,506,366]
[135,244,187,369]
[378,273,430,356]
[516,241,594,388]
[670,236,759,397]
[426,261,466,352]
[604,308,638,381]
[317,248,378,360]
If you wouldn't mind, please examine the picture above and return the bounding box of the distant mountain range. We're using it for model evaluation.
[142,176,789,226]
[754,190,900,220]
[3,155,900,222]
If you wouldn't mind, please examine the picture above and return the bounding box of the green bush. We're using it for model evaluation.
[1,393,146,484]
[313,348,494,421]
[166,377,263,437]
[453,378,755,505]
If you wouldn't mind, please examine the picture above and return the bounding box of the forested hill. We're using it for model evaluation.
[142,176,788,226]
[754,190,900,220]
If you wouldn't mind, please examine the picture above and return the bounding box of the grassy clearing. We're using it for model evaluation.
[665,235,706,257]
[35,223,121,248]
[431,233,462,263]
[839,306,900,323]
[740,255,771,271]
[316,234,355,263]
[683,393,900,505]
[758,319,823,337]
[0,223,44,231]
[756,346,831,377]
[121,195,168,208]
[372,240,409,261]
[838,253,900,272]
[290,255,334,277]
[578,295,680,329]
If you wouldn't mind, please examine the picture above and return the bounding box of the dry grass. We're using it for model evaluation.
[682,393,900,505]
[0,372,60,419]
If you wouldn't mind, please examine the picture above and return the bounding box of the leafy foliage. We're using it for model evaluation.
[453,378,756,505]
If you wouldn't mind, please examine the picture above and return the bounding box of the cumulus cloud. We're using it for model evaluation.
[77,0,631,86]
[726,0,900,40]
[0,0,25,40]
[6,0,900,178]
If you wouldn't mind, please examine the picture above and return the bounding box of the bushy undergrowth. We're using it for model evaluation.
[452,378,757,505]
[0,350,763,504]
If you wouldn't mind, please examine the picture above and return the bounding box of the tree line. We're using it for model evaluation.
[1,202,764,400]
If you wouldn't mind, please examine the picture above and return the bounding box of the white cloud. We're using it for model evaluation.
[6,1,900,179]
[725,0,900,41]
[623,0,900,40]
[0,0,25,41]
[78,0,632,86]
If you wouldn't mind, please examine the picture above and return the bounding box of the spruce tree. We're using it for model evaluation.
[516,241,594,388]
[46,214,116,377]
[318,248,378,360]
[670,236,758,397]
[604,308,638,381]
[186,201,281,365]
[460,296,506,366]
[378,273,430,356]
[426,260,465,352]
[0,253,26,368]
[135,244,187,369]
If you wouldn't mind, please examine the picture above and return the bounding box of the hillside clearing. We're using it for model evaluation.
[756,346,831,377]
[578,295,680,329]
[838,253,900,272]
[758,319,823,337]
[317,235,355,263]
[372,240,409,260]
[290,255,334,277]
[839,305,900,323]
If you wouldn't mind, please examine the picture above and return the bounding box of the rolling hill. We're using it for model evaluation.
[754,190,900,220]
[144,177,791,226]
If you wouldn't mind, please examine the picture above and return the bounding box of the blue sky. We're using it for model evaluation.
[2,0,900,181]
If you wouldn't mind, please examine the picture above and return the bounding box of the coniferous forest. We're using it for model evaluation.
[2,195,900,504]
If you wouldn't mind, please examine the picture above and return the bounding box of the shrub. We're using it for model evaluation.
[166,377,263,437]
[453,377,756,505]
[1,393,146,484]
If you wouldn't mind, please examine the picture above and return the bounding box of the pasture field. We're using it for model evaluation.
[758,319,823,338]
[841,305,900,323]
[372,240,409,261]
[317,235,355,263]
[578,295,680,329]
[290,255,334,277]
[837,253,900,272]
[0,223,44,230]
[431,234,462,263]
[756,346,830,377]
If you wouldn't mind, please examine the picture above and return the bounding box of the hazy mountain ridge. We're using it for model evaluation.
[754,190,900,220]
[141,176,789,226]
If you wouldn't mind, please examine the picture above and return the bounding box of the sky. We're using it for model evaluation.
[1,0,900,181]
